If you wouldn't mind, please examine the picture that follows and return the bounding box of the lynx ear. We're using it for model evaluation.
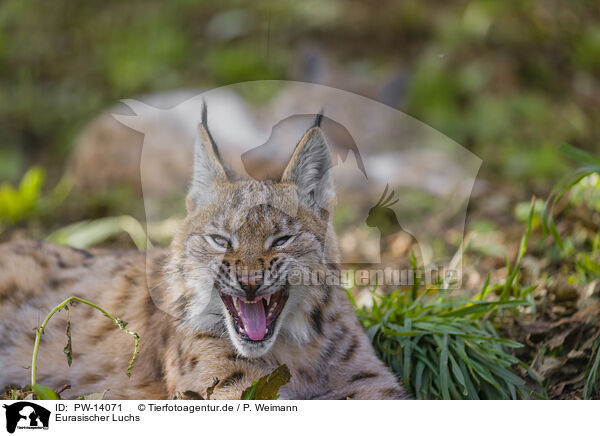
[281,116,335,211]
[187,102,232,210]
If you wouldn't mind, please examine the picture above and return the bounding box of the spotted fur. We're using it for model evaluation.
[0,112,406,399]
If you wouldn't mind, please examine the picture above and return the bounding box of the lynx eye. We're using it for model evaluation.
[206,234,231,250]
[271,235,293,248]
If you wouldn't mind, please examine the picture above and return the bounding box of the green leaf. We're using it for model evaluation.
[0,166,45,225]
[344,288,358,308]
[437,301,527,318]
[438,334,450,399]
[31,384,60,400]
[46,215,151,250]
[414,360,425,395]
[583,335,600,399]
[18,167,45,211]
[240,364,291,400]
[559,143,600,166]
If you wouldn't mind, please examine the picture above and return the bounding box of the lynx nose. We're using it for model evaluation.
[238,273,263,300]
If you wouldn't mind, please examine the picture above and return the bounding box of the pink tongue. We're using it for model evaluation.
[238,299,266,341]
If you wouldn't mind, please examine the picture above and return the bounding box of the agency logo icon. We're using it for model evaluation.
[112,81,481,308]
[2,402,50,434]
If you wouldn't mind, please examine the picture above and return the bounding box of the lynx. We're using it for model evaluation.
[0,108,405,400]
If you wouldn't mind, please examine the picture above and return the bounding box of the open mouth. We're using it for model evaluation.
[220,288,288,342]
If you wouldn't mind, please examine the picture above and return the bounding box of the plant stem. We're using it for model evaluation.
[31,296,140,387]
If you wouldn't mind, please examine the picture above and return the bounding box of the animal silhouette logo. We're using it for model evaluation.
[2,402,50,433]
[366,184,423,268]
[241,112,367,181]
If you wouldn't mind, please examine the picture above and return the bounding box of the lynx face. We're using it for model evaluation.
[167,109,337,357]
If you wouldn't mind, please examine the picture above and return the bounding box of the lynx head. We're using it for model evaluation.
[167,107,338,357]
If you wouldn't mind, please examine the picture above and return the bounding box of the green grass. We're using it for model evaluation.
[543,143,600,399]
[350,285,541,399]
[350,200,544,399]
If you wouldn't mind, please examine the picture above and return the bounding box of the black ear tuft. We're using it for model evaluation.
[313,108,324,128]
[201,98,208,127]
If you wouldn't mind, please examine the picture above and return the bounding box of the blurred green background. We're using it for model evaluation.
[1,0,598,190]
[1,1,600,400]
